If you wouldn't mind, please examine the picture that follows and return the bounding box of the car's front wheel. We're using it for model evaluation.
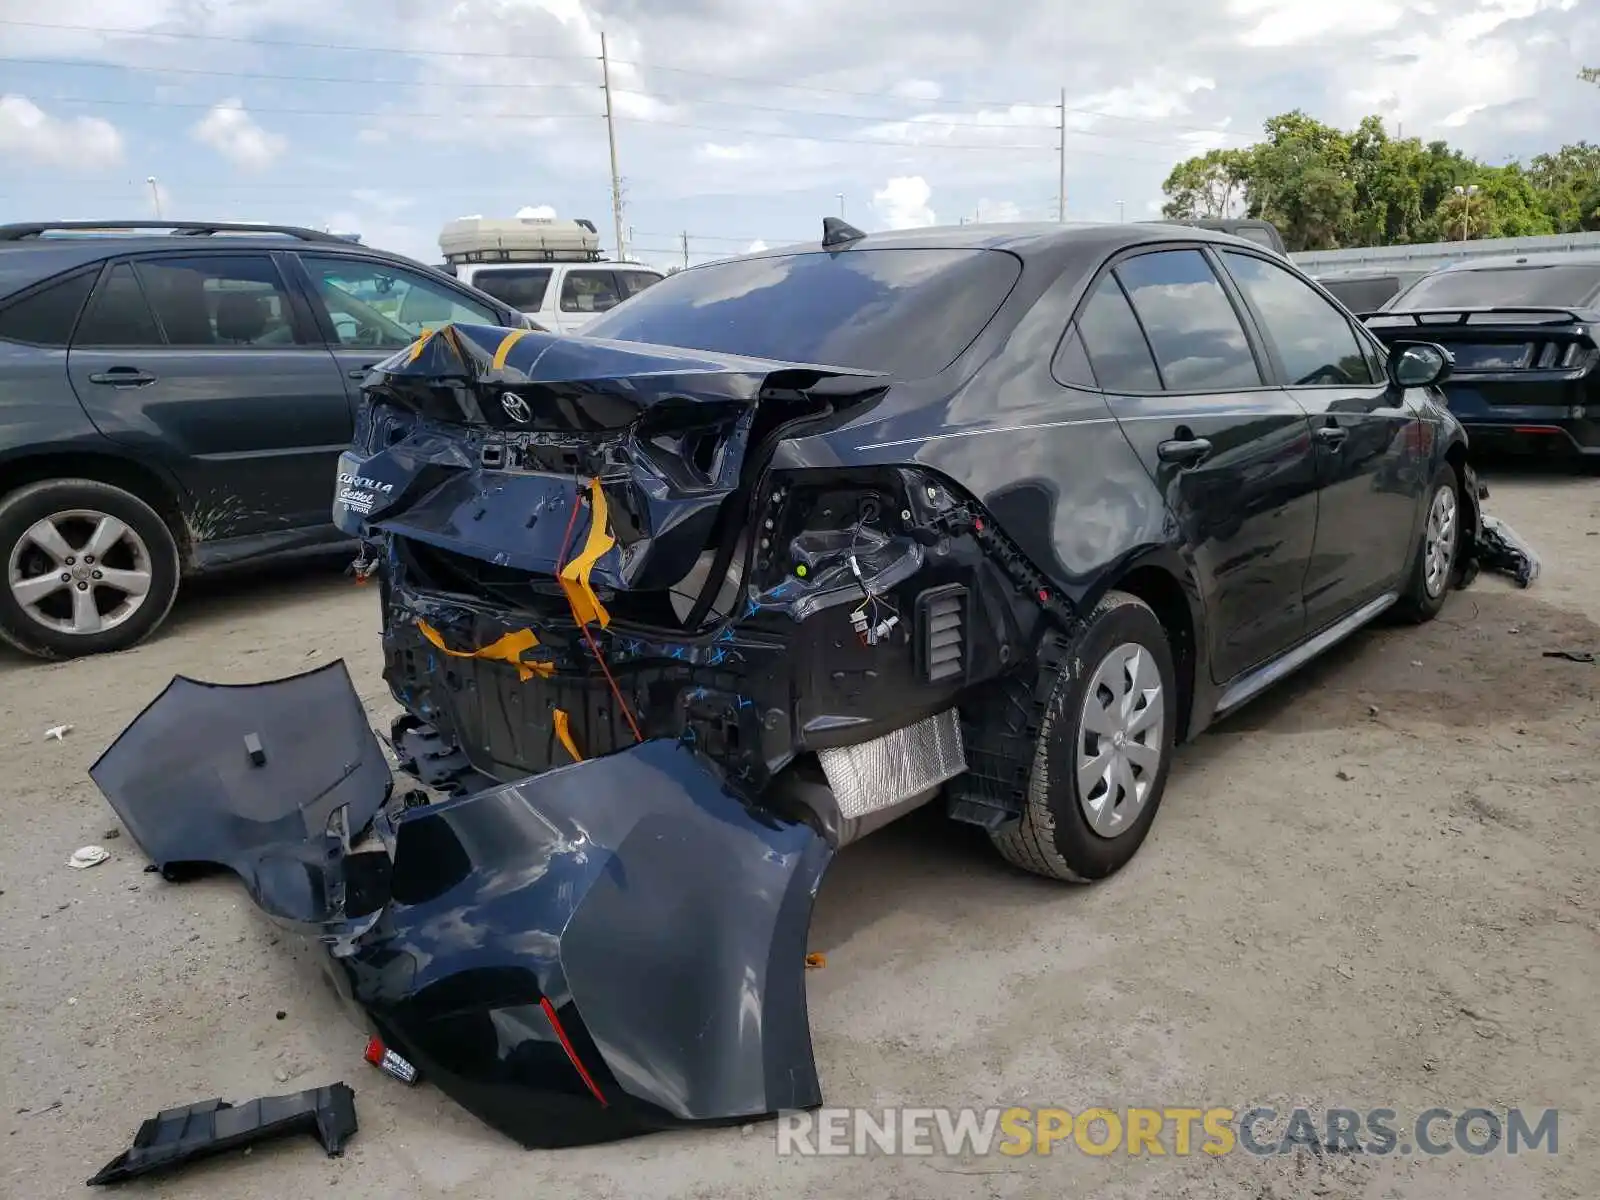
[989,591,1178,883]
[0,479,181,660]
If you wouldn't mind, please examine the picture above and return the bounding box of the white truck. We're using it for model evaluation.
[438,216,664,334]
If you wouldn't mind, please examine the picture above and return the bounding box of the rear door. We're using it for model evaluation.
[65,252,352,537]
[1072,246,1320,683]
[288,254,504,398]
[1217,250,1422,626]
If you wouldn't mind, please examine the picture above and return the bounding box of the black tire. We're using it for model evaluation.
[989,591,1179,883]
[1392,463,1459,625]
[0,478,181,660]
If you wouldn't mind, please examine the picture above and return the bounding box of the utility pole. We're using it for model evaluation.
[600,32,625,263]
[146,176,162,218]
[1057,87,1067,222]
[680,230,690,269]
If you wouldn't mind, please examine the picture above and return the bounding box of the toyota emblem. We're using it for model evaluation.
[500,391,532,424]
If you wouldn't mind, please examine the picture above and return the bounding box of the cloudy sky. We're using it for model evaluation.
[0,0,1596,271]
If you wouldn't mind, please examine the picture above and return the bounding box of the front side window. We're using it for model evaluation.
[561,270,623,314]
[1222,252,1375,386]
[301,255,497,349]
[133,255,298,347]
[1114,249,1262,391]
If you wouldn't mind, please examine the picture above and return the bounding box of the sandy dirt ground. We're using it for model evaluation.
[1,465,1595,1200]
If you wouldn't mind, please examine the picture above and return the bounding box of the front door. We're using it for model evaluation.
[65,253,353,538]
[1215,250,1424,628]
[1075,247,1321,683]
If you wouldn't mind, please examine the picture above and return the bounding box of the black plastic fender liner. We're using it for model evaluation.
[87,1083,358,1186]
[337,738,834,1148]
[87,660,392,924]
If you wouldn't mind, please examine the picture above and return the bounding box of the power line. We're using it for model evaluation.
[0,54,1235,140]
[0,19,1234,134]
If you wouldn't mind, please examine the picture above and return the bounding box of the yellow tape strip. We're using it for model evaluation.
[415,619,555,682]
[552,708,584,762]
[404,326,435,364]
[491,327,532,369]
[558,477,614,629]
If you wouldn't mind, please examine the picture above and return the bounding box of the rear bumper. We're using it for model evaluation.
[1441,387,1600,453]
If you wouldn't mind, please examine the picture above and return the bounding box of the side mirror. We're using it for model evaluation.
[1389,342,1453,389]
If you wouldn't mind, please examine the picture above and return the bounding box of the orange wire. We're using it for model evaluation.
[556,479,643,745]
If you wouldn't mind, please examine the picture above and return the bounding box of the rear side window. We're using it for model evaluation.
[472,268,552,311]
[0,270,96,347]
[134,256,298,347]
[561,270,623,314]
[584,248,1022,379]
[75,263,163,346]
[1051,324,1097,388]
[1114,250,1262,391]
[1222,252,1376,386]
[1074,276,1161,392]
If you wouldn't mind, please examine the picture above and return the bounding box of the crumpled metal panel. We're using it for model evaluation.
[817,708,966,820]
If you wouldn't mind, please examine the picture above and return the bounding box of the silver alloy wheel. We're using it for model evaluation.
[1423,483,1457,599]
[1076,641,1165,838]
[6,509,154,636]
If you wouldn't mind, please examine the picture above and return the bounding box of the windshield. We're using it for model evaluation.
[582,247,1022,378]
[1391,265,1600,311]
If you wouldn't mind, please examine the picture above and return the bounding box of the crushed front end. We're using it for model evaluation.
[340,323,1058,842]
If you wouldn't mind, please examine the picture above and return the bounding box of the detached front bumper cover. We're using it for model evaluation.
[89,663,832,1149]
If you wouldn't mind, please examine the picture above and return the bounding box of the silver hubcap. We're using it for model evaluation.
[1423,484,1457,599]
[1077,641,1165,839]
[7,509,154,636]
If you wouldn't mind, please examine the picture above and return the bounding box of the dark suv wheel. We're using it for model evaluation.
[0,478,181,660]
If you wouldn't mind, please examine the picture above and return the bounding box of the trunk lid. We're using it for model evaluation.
[339,322,887,600]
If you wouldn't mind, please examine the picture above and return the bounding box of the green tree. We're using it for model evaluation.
[1160,148,1253,219]
[1528,143,1600,231]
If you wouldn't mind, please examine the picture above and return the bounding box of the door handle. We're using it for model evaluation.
[1156,436,1213,467]
[1314,425,1349,449]
[87,369,157,388]
[347,364,378,379]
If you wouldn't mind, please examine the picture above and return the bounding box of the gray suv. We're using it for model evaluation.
[0,220,529,660]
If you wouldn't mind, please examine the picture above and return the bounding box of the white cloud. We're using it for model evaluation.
[191,99,287,171]
[873,176,938,229]
[516,205,558,218]
[746,239,769,252]
[894,79,944,101]
[975,199,1025,222]
[0,95,123,168]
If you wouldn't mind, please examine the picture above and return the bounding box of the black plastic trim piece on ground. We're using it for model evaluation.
[87,1083,358,1186]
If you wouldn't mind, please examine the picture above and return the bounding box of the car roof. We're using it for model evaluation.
[1420,251,1600,274]
[720,220,1272,275]
[0,227,440,302]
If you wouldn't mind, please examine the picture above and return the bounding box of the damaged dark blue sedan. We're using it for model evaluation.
[93,219,1540,1153]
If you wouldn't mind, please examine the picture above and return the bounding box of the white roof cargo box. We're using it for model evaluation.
[439,216,602,264]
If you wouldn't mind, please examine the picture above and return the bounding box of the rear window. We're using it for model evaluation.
[472,268,552,311]
[1392,265,1600,311]
[583,248,1022,378]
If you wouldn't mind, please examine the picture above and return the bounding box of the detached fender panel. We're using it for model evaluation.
[351,737,832,1147]
[87,660,392,924]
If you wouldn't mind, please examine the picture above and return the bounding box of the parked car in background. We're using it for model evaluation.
[336,217,1480,894]
[1313,266,1431,313]
[437,216,664,333]
[0,220,530,660]
[1362,252,1600,459]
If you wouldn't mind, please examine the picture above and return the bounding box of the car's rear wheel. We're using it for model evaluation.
[989,591,1178,883]
[0,479,181,660]
[1393,463,1459,624]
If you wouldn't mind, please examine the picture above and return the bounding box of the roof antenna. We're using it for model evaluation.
[822,216,867,248]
